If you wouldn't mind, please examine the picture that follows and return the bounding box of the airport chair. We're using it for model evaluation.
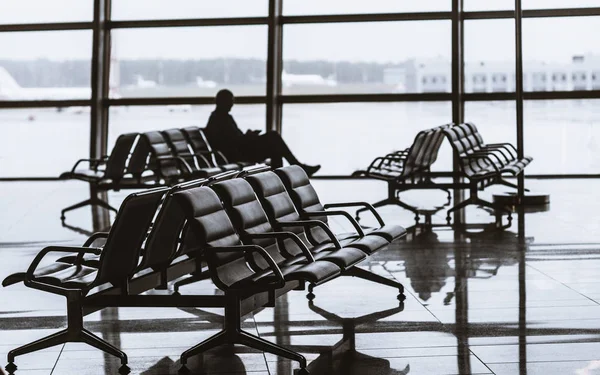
[275,166,407,246]
[58,132,138,220]
[442,125,513,224]
[141,131,196,184]
[161,128,224,178]
[352,125,451,222]
[244,171,406,301]
[174,185,334,374]
[180,126,243,171]
[5,187,168,375]
[212,178,363,298]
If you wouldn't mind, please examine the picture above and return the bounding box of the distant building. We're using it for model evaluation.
[401,54,600,93]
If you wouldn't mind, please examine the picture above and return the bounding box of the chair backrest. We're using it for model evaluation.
[442,125,492,177]
[126,135,152,178]
[245,171,314,248]
[463,122,486,148]
[273,165,334,244]
[145,131,183,179]
[162,128,199,171]
[137,191,187,271]
[95,187,168,287]
[211,179,293,269]
[104,133,138,181]
[402,124,449,176]
[274,165,325,215]
[174,186,253,290]
[181,126,214,167]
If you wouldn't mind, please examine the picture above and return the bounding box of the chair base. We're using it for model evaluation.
[345,267,405,302]
[179,296,308,373]
[6,328,128,374]
[446,194,512,227]
[61,196,117,221]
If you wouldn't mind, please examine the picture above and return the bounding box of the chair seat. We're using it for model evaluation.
[366,224,407,243]
[33,264,98,289]
[193,167,225,178]
[313,247,367,270]
[339,235,389,255]
[237,260,341,288]
[219,163,242,172]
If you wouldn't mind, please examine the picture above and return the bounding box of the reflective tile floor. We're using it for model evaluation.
[1,179,600,374]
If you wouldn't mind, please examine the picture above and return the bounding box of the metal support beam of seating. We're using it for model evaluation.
[515,0,526,242]
[451,0,465,226]
[266,0,284,133]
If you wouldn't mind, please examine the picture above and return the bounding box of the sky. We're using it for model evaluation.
[0,0,598,63]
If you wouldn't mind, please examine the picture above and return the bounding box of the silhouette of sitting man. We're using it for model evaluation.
[204,89,321,176]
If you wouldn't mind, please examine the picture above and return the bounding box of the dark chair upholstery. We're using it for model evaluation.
[5,187,168,374]
[275,166,406,250]
[59,132,139,220]
[245,171,406,301]
[174,185,315,373]
[212,178,365,272]
[161,128,223,178]
[181,126,242,171]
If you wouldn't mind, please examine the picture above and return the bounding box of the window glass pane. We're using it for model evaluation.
[108,104,265,149]
[112,0,267,20]
[111,26,267,98]
[524,0,600,9]
[464,0,514,11]
[0,31,92,100]
[523,16,600,92]
[0,108,90,177]
[283,21,451,95]
[465,20,515,93]
[284,0,450,15]
[0,1,92,24]
[282,102,452,175]
[464,101,517,147]
[525,100,600,174]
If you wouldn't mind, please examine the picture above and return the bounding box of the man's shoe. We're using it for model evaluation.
[300,164,321,177]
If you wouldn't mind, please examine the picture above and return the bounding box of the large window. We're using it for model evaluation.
[0,1,92,24]
[1,1,599,178]
[524,100,600,174]
[112,0,268,20]
[464,20,515,93]
[0,108,90,177]
[111,26,268,98]
[0,31,92,100]
[284,0,450,15]
[283,21,451,95]
[108,104,265,150]
[283,102,452,175]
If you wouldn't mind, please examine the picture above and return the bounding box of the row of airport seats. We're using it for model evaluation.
[3,165,407,375]
[59,126,262,221]
[354,122,532,224]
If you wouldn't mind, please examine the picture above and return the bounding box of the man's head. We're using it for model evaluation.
[215,89,234,112]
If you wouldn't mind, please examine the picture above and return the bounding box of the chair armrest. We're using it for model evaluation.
[283,218,344,249]
[69,158,106,173]
[324,202,385,227]
[26,246,103,280]
[156,156,193,174]
[469,150,505,167]
[82,232,110,247]
[304,209,366,237]
[192,152,213,168]
[206,245,285,292]
[247,231,315,261]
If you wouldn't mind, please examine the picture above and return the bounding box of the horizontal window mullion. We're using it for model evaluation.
[282,12,452,24]
[524,90,600,100]
[107,96,266,106]
[0,22,93,32]
[0,100,91,109]
[464,7,600,20]
[281,93,452,104]
[108,17,269,29]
